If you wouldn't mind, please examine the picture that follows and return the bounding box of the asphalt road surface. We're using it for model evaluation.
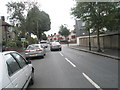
[28,45,118,89]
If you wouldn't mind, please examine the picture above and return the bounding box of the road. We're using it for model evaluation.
[28,45,118,89]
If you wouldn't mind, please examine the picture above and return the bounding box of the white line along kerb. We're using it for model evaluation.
[59,52,63,56]
[82,73,103,90]
[65,58,76,67]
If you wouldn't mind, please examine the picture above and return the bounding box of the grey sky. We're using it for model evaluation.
[0,0,76,36]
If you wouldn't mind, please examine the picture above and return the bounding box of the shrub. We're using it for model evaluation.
[7,41,16,48]
[15,40,22,47]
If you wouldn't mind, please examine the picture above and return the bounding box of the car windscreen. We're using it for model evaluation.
[33,45,42,49]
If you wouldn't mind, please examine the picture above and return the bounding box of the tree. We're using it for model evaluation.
[26,6,51,42]
[58,25,70,40]
[6,1,40,24]
[6,1,51,43]
[71,2,120,52]
[6,2,25,24]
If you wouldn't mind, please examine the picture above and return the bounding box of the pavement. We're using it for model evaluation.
[69,45,120,60]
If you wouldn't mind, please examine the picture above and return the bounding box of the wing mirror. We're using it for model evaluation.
[26,60,31,64]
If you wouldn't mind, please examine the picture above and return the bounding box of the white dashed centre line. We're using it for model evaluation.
[82,72,102,90]
[59,52,63,56]
[65,58,76,67]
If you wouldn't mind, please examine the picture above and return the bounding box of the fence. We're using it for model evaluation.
[77,33,120,49]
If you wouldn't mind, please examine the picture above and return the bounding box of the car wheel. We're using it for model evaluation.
[41,56,44,58]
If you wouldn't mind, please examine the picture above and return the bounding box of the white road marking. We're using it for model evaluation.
[65,58,76,67]
[82,72,102,90]
[59,52,64,56]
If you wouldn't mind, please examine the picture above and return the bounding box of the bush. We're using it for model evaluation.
[2,41,7,46]
[15,40,22,47]
[23,41,29,48]
[7,41,17,48]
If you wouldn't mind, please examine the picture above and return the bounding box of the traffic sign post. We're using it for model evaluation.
[21,38,26,50]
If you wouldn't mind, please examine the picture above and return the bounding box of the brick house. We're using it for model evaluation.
[1,16,15,42]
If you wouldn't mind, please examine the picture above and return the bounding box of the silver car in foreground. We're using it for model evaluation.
[0,51,34,89]
[25,44,46,59]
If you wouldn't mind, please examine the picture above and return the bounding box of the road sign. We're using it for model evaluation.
[21,38,26,42]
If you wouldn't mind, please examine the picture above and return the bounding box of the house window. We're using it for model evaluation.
[71,35,76,39]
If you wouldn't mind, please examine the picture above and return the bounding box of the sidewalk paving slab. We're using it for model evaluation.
[69,45,120,60]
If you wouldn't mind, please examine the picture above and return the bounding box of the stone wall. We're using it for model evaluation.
[77,33,120,49]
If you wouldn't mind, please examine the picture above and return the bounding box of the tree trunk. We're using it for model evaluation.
[88,29,91,51]
[97,28,102,52]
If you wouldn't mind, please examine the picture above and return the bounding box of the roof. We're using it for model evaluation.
[2,21,11,27]
[2,51,16,55]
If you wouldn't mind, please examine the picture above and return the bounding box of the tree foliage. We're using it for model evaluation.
[6,1,51,42]
[58,25,70,38]
[71,2,120,31]
[6,2,25,23]
[71,2,120,51]
[25,6,51,41]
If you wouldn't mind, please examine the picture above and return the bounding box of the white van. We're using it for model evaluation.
[40,40,48,48]
[0,51,34,89]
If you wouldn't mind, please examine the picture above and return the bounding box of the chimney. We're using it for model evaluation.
[1,16,5,21]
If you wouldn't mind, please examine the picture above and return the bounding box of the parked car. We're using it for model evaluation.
[25,44,46,59]
[50,42,62,51]
[40,40,48,48]
[0,51,34,89]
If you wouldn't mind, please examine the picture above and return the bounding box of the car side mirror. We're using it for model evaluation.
[26,60,31,64]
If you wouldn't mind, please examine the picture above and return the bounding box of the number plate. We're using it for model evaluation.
[30,54,37,56]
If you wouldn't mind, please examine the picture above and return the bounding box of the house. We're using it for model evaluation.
[75,19,88,37]
[47,29,77,43]
[1,16,15,42]
[68,29,76,43]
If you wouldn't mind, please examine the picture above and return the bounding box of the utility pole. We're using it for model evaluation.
[37,21,39,43]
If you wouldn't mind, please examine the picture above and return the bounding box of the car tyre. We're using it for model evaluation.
[41,56,44,58]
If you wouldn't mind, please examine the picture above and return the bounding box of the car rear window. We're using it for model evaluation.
[34,45,41,49]
[27,45,34,50]
[52,42,60,45]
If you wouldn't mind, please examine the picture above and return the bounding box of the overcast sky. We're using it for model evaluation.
[0,0,76,36]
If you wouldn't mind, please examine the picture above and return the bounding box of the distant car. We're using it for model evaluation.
[25,44,46,59]
[0,51,34,89]
[50,42,62,51]
[40,40,48,48]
